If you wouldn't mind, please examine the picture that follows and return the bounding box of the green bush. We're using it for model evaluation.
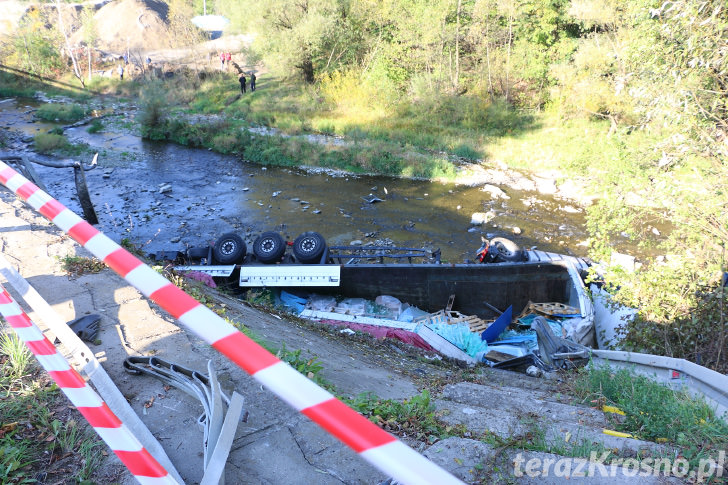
[138,83,168,140]
[86,120,103,133]
[452,144,481,160]
[33,133,69,153]
[36,103,86,123]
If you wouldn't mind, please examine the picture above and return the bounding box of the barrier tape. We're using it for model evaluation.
[0,284,179,485]
[0,161,462,484]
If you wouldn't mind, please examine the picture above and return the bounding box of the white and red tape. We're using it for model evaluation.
[0,161,462,484]
[0,284,178,484]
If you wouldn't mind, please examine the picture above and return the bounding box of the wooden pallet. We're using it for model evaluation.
[518,301,580,319]
[415,309,493,333]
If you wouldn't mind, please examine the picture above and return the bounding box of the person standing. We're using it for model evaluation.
[118,63,124,80]
[239,74,246,94]
[250,72,256,91]
[219,51,225,70]
[225,52,232,70]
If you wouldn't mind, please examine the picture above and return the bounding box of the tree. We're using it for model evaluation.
[10,7,64,78]
[54,0,85,88]
[79,5,98,82]
[252,0,351,83]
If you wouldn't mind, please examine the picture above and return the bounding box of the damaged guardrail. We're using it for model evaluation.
[0,160,463,484]
[0,283,180,484]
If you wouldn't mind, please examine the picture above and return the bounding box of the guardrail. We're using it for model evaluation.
[592,350,728,418]
[0,160,462,484]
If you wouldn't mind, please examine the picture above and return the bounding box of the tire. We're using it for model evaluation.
[292,231,327,264]
[490,237,523,262]
[253,231,286,263]
[187,246,210,260]
[212,233,247,264]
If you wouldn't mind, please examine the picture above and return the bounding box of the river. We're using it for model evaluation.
[1,97,602,263]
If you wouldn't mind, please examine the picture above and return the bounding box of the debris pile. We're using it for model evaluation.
[279,291,592,375]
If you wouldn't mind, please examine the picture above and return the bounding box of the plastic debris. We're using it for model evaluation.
[481,305,512,343]
[427,322,489,358]
[280,290,307,314]
[335,298,367,315]
[375,295,402,318]
[308,295,337,311]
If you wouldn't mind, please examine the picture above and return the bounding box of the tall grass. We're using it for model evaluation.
[33,133,70,154]
[0,330,33,381]
[35,103,86,122]
[1,325,105,482]
[572,362,728,474]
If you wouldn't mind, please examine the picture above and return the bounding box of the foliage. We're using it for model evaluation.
[36,102,86,122]
[276,344,325,382]
[251,0,365,83]
[346,390,455,443]
[59,255,106,277]
[86,119,103,133]
[138,82,170,140]
[573,363,728,474]
[6,7,65,78]
[1,0,726,370]
[0,331,34,382]
[610,275,728,373]
[1,324,104,483]
[33,132,69,153]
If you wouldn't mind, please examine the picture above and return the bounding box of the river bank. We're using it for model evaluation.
[1,94,613,266]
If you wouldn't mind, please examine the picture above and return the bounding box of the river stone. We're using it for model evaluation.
[480,184,510,200]
[471,211,496,225]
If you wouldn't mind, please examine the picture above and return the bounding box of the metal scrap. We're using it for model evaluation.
[123,356,247,485]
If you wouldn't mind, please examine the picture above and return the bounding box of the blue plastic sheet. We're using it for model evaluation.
[481,305,512,343]
[429,322,489,357]
[280,290,307,314]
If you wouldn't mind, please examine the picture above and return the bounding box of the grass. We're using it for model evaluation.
[0,332,33,381]
[131,71,656,184]
[60,255,106,277]
[35,103,87,123]
[34,132,70,154]
[1,323,105,483]
[275,344,326,384]
[572,362,728,475]
[345,390,459,444]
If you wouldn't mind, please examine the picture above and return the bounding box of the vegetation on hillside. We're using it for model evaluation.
[0,0,726,371]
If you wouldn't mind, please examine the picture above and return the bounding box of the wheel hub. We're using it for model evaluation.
[221,241,235,255]
[301,238,316,252]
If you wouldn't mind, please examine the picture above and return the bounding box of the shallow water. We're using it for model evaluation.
[0,97,634,263]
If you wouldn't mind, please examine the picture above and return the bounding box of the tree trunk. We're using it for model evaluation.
[505,10,513,102]
[300,56,314,84]
[55,0,85,89]
[453,0,461,93]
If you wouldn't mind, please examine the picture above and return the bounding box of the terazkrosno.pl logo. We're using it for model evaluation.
[512,451,726,481]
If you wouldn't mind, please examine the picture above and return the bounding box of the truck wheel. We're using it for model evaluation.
[253,231,286,263]
[491,237,523,262]
[292,231,326,264]
[212,233,247,264]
